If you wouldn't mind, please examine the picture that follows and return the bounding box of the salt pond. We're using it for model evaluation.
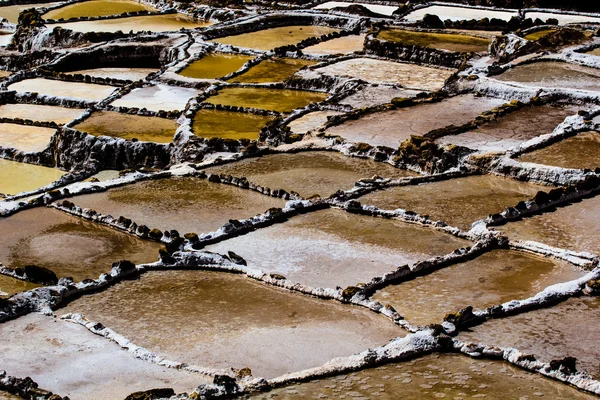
[495,61,600,92]
[52,13,209,33]
[287,110,342,134]
[404,5,518,22]
[192,109,273,140]
[313,1,399,16]
[303,34,366,55]
[205,87,328,113]
[43,0,155,20]
[518,131,600,170]
[8,78,117,102]
[230,58,315,83]
[178,53,254,79]
[0,103,84,124]
[0,158,65,196]
[377,29,491,53]
[66,67,157,81]
[0,123,56,153]
[110,84,201,112]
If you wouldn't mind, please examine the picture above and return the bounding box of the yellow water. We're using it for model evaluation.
[53,13,210,33]
[0,123,56,152]
[496,61,600,92]
[0,103,84,125]
[205,87,328,113]
[0,158,65,196]
[378,29,491,52]
[0,274,40,298]
[518,131,600,170]
[178,53,254,79]
[43,0,155,20]
[8,78,117,102]
[192,109,273,140]
[230,58,315,83]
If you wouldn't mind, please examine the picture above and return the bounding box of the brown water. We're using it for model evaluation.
[74,111,178,143]
[495,62,600,92]
[287,110,343,134]
[303,34,366,55]
[327,94,506,149]
[359,175,544,230]
[230,58,315,83]
[498,194,600,255]
[206,151,417,198]
[205,87,328,113]
[518,131,600,170]
[0,2,63,23]
[210,25,339,51]
[67,67,157,81]
[52,13,209,33]
[0,391,21,400]
[460,296,600,379]
[0,207,162,282]
[0,158,65,196]
[44,0,155,20]
[192,109,273,140]
[8,78,117,102]
[110,84,201,112]
[206,208,469,289]
[436,104,580,152]
[68,177,285,234]
[247,353,595,399]
[0,274,40,298]
[62,270,403,379]
[0,103,84,125]
[178,53,254,79]
[373,249,582,326]
[315,58,454,90]
[378,29,491,53]
[0,123,56,152]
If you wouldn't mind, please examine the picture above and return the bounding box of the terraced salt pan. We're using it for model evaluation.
[205,87,328,113]
[43,0,156,20]
[498,194,600,255]
[339,85,422,108]
[314,58,454,89]
[327,94,505,149]
[0,274,40,298]
[518,131,600,170]
[74,111,178,143]
[0,158,65,196]
[313,1,399,16]
[404,5,518,22]
[68,177,285,234]
[66,67,157,81]
[248,353,596,399]
[303,34,366,55]
[8,78,117,102]
[206,208,469,289]
[62,270,403,379]
[495,62,600,92]
[0,103,84,124]
[110,84,201,112]
[210,25,339,51]
[0,2,63,23]
[523,11,600,25]
[230,58,315,83]
[287,110,342,134]
[0,207,162,282]
[359,175,544,231]
[206,151,417,198]
[53,14,209,33]
[373,250,582,326]
[0,123,56,153]
[377,29,492,53]
[0,313,210,399]
[178,53,254,79]
[435,104,580,152]
[460,296,600,379]
[192,109,273,140]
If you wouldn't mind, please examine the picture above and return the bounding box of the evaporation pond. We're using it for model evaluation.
[51,14,210,33]
[404,5,517,22]
[495,61,600,92]
[43,0,155,19]
[287,110,343,134]
[518,131,600,170]
[178,53,254,79]
[377,29,491,52]
[8,78,117,102]
[73,111,178,143]
[192,109,273,140]
[61,269,403,378]
[66,67,157,81]
[206,208,469,289]
[0,158,65,196]
[0,207,162,282]
[0,103,84,124]
[0,2,63,23]
[205,87,328,113]
[373,249,582,326]
[303,34,366,55]
[230,58,315,83]
[206,151,417,197]
[67,176,284,234]
[0,123,56,152]
[359,175,544,230]
[109,84,201,112]
[0,274,40,298]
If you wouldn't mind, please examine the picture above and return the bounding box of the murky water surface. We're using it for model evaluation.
[287,110,342,134]
[327,94,505,148]
[0,158,65,196]
[68,177,284,234]
[0,103,84,124]
[374,249,582,326]
[62,270,402,379]
[192,109,273,140]
[211,25,339,51]
[460,296,600,379]
[518,131,600,170]
[0,207,162,282]
[0,2,63,23]
[8,78,117,102]
[495,61,600,92]
[206,208,469,288]
[205,87,328,113]
[66,67,157,81]
[0,123,56,152]
[206,151,417,197]
[110,84,201,112]
[404,5,518,22]
[359,175,544,230]
[178,53,254,79]
[436,104,579,152]
[230,58,315,83]
[74,111,178,143]
[0,274,40,298]
[43,0,155,19]
[303,34,365,55]
[378,29,491,53]
[498,193,600,255]
[52,13,209,33]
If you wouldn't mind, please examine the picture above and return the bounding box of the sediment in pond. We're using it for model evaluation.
[494,62,600,92]
[50,14,209,33]
[109,84,201,112]
[192,109,273,140]
[8,78,117,102]
[0,103,84,125]
[517,131,600,170]
[0,158,65,196]
[43,0,156,20]
[205,87,328,113]
[178,53,254,79]
[230,58,315,83]
[0,123,56,152]
[377,29,491,53]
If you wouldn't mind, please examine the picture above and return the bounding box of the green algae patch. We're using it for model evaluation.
[74,111,178,143]
[206,87,328,113]
[43,0,155,20]
[230,58,316,83]
[377,29,491,52]
[179,53,254,79]
[0,159,65,196]
[192,109,273,140]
